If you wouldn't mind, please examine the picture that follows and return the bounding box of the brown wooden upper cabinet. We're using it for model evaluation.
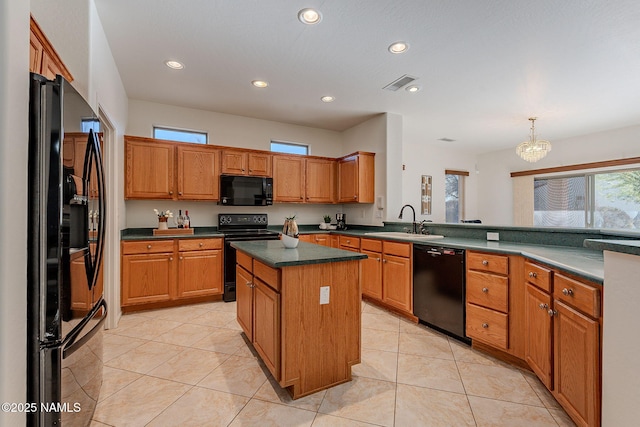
[29,15,73,82]
[221,149,272,177]
[338,152,375,203]
[125,136,220,201]
[272,154,305,202]
[177,144,220,200]
[124,135,375,204]
[305,158,336,203]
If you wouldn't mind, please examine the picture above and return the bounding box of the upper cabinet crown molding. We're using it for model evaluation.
[29,15,73,82]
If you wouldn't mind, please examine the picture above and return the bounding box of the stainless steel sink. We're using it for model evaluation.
[363,232,445,240]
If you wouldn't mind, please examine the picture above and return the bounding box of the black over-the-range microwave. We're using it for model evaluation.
[219,175,273,206]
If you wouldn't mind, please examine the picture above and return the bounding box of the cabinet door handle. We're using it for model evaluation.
[178,191,183,195]
[169,257,173,261]
[169,191,173,195]
[482,323,489,329]
[382,258,387,263]
[562,288,574,296]
[242,169,245,172]
[353,195,357,199]
[482,260,489,266]
[376,257,381,262]
[539,303,549,310]
[179,256,183,260]
[147,244,152,249]
[548,309,557,317]
[245,281,252,288]
[249,169,252,173]
[529,272,537,278]
[199,242,204,247]
[482,287,489,293]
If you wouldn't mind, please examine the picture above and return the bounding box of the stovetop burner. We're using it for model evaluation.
[217,213,279,237]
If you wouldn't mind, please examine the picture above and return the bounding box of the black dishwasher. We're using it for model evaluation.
[413,245,470,344]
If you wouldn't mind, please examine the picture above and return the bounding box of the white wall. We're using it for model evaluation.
[602,250,640,426]
[88,0,129,327]
[126,100,347,227]
[476,124,640,225]
[30,0,90,98]
[342,113,390,226]
[0,0,29,424]
[401,139,479,224]
[128,99,343,156]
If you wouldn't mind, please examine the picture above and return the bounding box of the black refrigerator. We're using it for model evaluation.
[27,73,107,426]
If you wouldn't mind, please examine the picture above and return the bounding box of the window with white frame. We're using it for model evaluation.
[270,140,309,155]
[534,168,640,229]
[153,126,207,144]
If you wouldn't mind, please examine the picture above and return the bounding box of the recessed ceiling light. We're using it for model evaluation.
[251,80,269,88]
[165,60,184,70]
[405,85,421,93]
[320,95,335,103]
[298,8,322,24]
[388,41,409,54]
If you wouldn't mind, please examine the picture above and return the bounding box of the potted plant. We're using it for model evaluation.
[320,214,332,229]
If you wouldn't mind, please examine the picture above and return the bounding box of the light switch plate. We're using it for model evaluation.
[320,286,330,305]
[487,232,499,241]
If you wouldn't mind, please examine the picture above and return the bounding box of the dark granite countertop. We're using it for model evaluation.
[324,230,605,284]
[120,225,627,283]
[583,239,640,257]
[231,240,366,268]
[121,227,224,240]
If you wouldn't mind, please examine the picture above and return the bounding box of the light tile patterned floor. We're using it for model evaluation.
[91,300,576,426]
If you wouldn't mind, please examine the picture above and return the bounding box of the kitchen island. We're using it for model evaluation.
[231,240,366,399]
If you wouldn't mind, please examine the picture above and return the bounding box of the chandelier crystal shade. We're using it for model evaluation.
[516,117,551,162]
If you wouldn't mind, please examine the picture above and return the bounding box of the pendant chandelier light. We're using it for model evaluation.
[516,117,551,162]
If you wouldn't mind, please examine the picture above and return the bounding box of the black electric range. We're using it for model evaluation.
[218,214,280,302]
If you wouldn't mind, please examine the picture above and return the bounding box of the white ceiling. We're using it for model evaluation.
[95,0,640,154]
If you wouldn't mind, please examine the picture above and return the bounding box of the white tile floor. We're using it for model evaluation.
[91,300,576,426]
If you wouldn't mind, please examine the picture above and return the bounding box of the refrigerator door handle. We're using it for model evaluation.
[62,298,107,359]
[82,129,106,291]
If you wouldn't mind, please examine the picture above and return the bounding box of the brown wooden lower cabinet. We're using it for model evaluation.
[521,261,602,427]
[252,277,281,379]
[121,238,223,309]
[299,233,330,246]
[524,283,553,388]
[554,299,600,427]
[235,251,360,399]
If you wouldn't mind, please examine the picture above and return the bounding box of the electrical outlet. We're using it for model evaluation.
[320,286,330,305]
[487,232,499,241]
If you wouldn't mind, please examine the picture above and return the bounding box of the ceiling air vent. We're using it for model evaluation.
[383,74,418,91]
[438,138,456,142]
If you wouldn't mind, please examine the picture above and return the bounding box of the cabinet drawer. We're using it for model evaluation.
[178,238,222,251]
[383,241,411,258]
[524,261,553,293]
[122,240,174,255]
[361,238,382,252]
[553,273,601,318]
[254,260,280,292]
[237,251,253,272]
[467,252,508,275]
[466,303,508,350]
[339,236,360,250]
[467,270,508,313]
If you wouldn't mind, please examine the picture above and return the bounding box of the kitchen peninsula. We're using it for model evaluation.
[231,240,366,399]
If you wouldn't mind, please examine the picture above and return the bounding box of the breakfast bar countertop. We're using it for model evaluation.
[231,239,366,268]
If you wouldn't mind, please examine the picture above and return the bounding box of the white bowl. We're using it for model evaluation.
[281,234,299,249]
[327,225,337,230]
